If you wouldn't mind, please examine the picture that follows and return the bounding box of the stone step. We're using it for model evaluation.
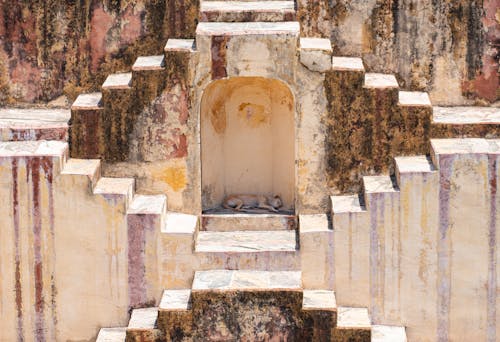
[0,107,70,142]
[299,38,332,72]
[132,55,165,71]
[363,175,398,196]
[96,327,126,342]
[93,177,135,210]
[394,155,436,186]
[371,325,407,342]
[200,1,296,22]
[201,212,296,231]
[71,92,103,110]
[302,290,337,312]
[102,72,133,90]
[330,195,370,308]
[364,73,399,90]
[192,269,302,291]
[398,91,432,108]
[299,214,334,289]
[196,230,299,270]
[128,194,167,215]
[431,106,500,139]
[430,138,493,167]
[61,158,101,186]
[157,290,193,340]
[164,38,196,53]
[126,307,162,341]
[331,56,365,73]
[0,140,69,173]
[196,21,300,37]
[333,307,371,341]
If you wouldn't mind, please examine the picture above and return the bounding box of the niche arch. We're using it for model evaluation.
[200,77,295,212]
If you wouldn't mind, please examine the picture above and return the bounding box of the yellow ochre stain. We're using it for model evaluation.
[157,166,187,192]
[238,102,269,127]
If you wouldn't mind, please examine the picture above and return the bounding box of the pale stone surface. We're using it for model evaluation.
[300,214,333,289]
[302,290,337,311]
[431,138,491,156]
[96,328,127,342]
[192,270,301,290]
[0,140,68,157]
[299,38,332,72]
[394,156,435,174]
[61,158,101,185]
[299,214,329,232]
[128,308,158,329]
[196,21,300,35]
[331,195,366,213]
[371,325,407,342]
[364,73,399,89]
[363,176,397,193]
[164,39,196,52]
[331,57,365,72]
[337,307,371,329]
[71,92,103,109]
[433,106,500,124]
[196,230,296,252]
[201,1,294,11]
[128,195,166,214]
[163,212,197,234]
[94,177,135,196]
[132,55,165,71]
[0,108,70,126]
[102,73,133,89]
[398,91,432,107]
[159,290,191,310]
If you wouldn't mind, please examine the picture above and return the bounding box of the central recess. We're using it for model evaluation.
[201,77,295,212]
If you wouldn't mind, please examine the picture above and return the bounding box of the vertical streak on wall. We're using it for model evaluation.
[488,155,497,342]
[128,214,152,308]
[11,158,23,342]
[30,157,46,342]
[41,157,57,341]
[370,193,385,321]
[437,154,453,342]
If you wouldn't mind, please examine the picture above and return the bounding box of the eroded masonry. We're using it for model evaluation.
[0,1,499,342]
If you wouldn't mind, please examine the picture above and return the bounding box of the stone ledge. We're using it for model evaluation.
[331,57,364,72]
[201,1,295,12]
[395,156,435,174]
[96,327,126,342]
[102,73,133,89]
[363,176,398,193]
[132,55,165,71]
[94,177,135,196]
[164,39,196,52]
[372,325,407,342]
[331,195,366,213]
[398,91,432,107]
[128,195,167,215]
[300,38,332,72]
[192,270,302,291]
[196,230,297,253]
[302,290,337,311]
[364,73,398,89]
[196,21,300,36]
[0,140,68,157]
[433,106,500,124]
[128,307,158,330]
[336,307,371,330]
[71,93,103,110]
[159,290,191,311]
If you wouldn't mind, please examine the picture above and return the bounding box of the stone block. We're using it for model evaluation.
[299,38,332,72]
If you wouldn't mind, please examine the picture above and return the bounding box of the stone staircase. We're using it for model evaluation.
[97,270,407,341]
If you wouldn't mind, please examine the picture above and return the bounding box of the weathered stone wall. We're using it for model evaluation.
[0,1,496,105]
[297,0,499,105]
[0,0,198,105]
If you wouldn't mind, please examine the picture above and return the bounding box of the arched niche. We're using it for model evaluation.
[200,77,295,212]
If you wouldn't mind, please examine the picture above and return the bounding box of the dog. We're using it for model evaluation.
[223,194,283,212]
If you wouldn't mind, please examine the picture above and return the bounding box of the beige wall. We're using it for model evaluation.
[201,77,295,211]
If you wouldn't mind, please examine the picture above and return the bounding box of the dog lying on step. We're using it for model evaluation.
[223,194,283,213]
